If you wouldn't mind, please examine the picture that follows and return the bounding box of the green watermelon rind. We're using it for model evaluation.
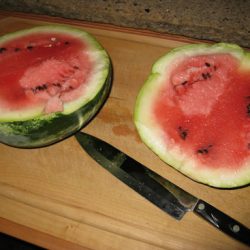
[134,43,250,188]
[0,25,112,148]
[0,69,112,148]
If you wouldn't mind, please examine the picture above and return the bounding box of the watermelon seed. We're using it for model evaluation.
[197,144,213,154]
[27,45,33,50]
[173,81,188,93]
[0,47,7,53]
[53,83,62,88]
[197,149,208,154]
[178,126,188,140]
[205,62,211,67]
[32,84,48,93]
[64,41,70,45]
[247,104,250,115]
[202,72,211,80]
[14,48,21,52]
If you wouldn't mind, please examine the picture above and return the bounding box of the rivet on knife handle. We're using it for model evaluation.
[194,200,250,246]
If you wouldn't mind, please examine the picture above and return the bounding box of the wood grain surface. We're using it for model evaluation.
[0,12,249,250]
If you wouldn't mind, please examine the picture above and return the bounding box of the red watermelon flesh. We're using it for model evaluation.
[134,43,250,188]
[0,32,92,114]
[154,54,249,170]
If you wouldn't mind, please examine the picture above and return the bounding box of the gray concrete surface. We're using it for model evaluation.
[0,0,250,48]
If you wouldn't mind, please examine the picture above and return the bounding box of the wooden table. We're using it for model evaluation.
[0,11,249,250]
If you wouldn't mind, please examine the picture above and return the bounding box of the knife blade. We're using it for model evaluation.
[75,131,250,246]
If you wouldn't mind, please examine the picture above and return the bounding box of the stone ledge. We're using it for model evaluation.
[0,0,250,48]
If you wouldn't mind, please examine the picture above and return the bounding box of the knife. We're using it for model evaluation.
[75,131,250,246]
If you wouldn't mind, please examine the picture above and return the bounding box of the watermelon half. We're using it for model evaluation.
[134,43,250,188]
[0,25,111,148]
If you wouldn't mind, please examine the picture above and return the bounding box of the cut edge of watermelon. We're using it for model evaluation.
[134,43,250,188]
[153,43,245,73]
[135,121,250,188]
[0,25,111,121]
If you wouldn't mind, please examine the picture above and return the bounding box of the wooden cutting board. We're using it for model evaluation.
[0,12,249,250]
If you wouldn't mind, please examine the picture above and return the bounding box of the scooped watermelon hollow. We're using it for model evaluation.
[0,25,112,148]
[134,43,250,188]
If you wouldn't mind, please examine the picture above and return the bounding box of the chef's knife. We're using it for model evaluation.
[75,131,250,246]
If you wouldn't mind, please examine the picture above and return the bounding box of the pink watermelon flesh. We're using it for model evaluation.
[153,53,250,170]
[0,32,92,114]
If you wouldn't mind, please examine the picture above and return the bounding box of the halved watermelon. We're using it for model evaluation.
[134,43,250,188]
[0,25,111,148]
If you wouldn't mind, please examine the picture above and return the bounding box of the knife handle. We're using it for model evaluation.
[194,199,250,246]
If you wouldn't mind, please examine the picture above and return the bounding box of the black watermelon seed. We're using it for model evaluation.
[53,83,62,87]
[34,84,48,92]
[0,47,7,53]
[173,81,188,91]
[27,45,33,50]
[14,48,21,52]
[247,104,250,115]
[202,72,212,80]
[64,41,70,45]
[197,149,208,154]
[202,73,207,80]
[197,144,213,154]
[205,62,211,67]
[197,148,207,154]
[181,131,188,140]
[178,126,188,140]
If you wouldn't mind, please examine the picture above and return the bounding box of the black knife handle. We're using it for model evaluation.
[194,199,250,246]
